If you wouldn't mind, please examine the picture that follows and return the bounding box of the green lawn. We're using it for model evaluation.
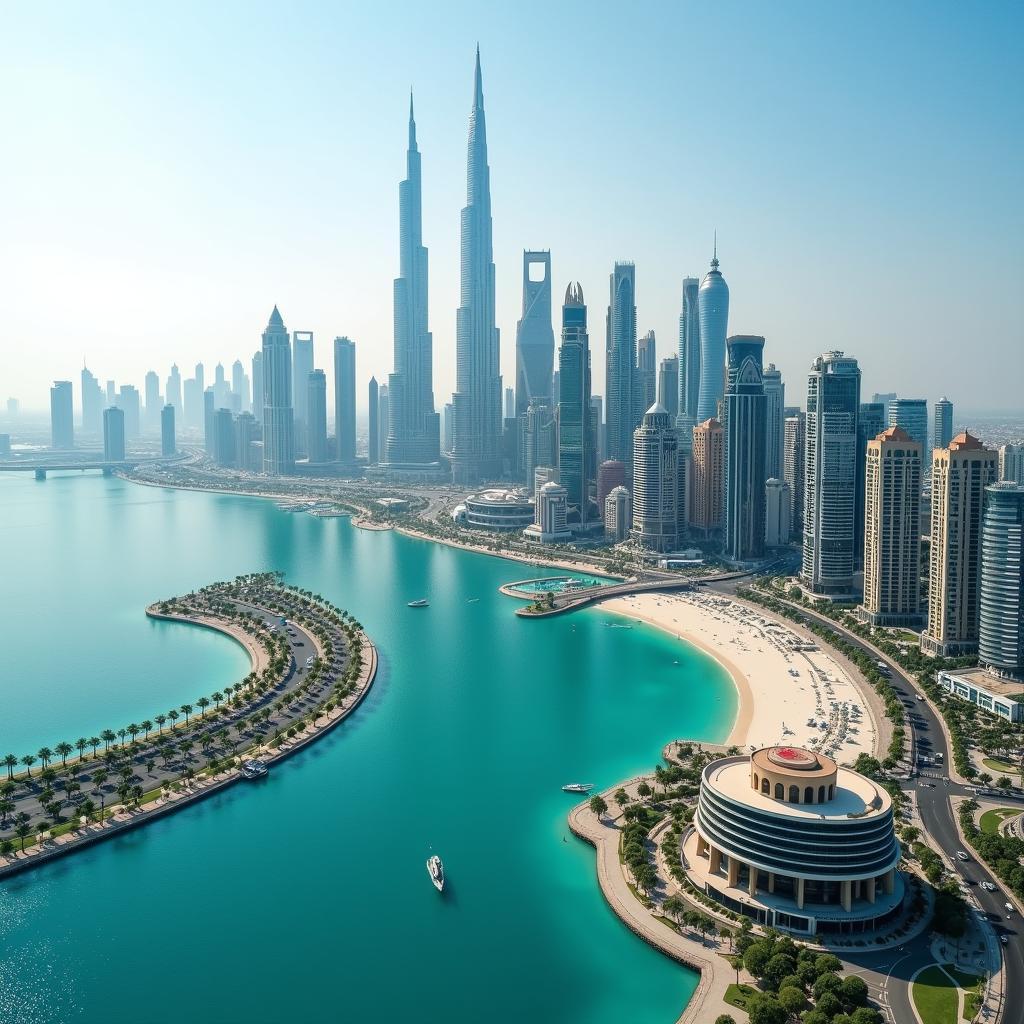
[942,965,983,1021]
[979,807,1020,835]
[724,983,758,1013]
[912,965,959,1024]
[982,757,1020,776]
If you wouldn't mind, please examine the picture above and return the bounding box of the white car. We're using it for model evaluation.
[956,851,969,862]
[1006,902,1015,914]
[982,881,997,892]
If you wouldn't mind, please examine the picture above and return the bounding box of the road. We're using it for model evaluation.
[707,578,1019,1021]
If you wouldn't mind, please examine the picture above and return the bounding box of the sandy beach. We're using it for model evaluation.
[599,590,877,763]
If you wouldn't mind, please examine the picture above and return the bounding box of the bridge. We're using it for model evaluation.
[0,454,186,479]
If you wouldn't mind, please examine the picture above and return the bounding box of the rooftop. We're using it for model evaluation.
[943,667,1024,701]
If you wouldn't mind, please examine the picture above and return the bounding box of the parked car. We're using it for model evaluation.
[956,851,969,862]
[982,881,997,892]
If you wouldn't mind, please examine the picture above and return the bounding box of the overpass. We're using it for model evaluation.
[0,454,186,479]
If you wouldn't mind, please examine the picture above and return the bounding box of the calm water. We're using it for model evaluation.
[0,473,734,1024]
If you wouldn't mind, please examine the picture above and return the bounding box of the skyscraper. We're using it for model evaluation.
[979,483,1024,678]
[802,351,861,596]
[783,412,806,538]
[887,398,928,449]
[856,402,888,567]
[696,245,729,422]
[166,364,182,416]
[144,371,161,433]
[523,401,556,496]
[514,250,554,417]
[183,378,201,433]
[764,479,792,548]
[690,418,724,535]
[637,330,657,414]
[921,433,997,656]
[333,336,356,465]
[762,363,785,482]
[50,381,73,449]
[504,386,515,421]
[103,406,125,461]
[605,262,637,467]
[251,352,264,425]
[203,388,215,454]
[678,276,700,422]
[232,359,250,413]
[213,408,235,467]
[450,49,501,484]
[235,412,257,471]
[999,442,1024,484]
[658,355,679,421]
[118,385,141,440]
[291,330,314,458]
[385,95,440,471]
[213,363,228,411]
[934,397,953,451]
[597,459,627,513]
[307,370,328,464]
[160,404,175,457]
[81,365,103,435]
[377,384,389,461]
[557,282,594,527]
[630,404,679,552]
[368,376,379,466]
[261,305,294,476]
[723,336,767,563]
[861,427,923,626]
[605,485,632,542]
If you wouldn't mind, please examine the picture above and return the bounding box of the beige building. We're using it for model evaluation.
[604,485,631,542]
[689,417,723,535]
[921,432,997,656]
[861,426,922,626]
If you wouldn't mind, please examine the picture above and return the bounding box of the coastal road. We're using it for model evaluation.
[707,581,1021,1019]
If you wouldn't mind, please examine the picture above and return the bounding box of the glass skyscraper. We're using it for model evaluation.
[605,261,637,467]
[979,483,1024,677]
[261,306,294,476]
[696,247,729,422]
[514,250,554,417]
[677,276,700,423]
[557,282,594,527]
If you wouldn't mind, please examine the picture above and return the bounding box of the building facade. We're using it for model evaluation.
[557,282,594,528]
[523,481,571,543]
[333,336,356,465]
[514,250,554,417]
[690,417,724,535]
[999,443,1024,484]
[934,397,953,451]
[631,404,679,552]
[921,433,998,656]
[887,398,928,449]
[160,404,175,457]
[763,363,785,482]
[678,276,701,423]
[605,262,637,467]
[103,406,125,462]
[765,478,792,548]
[261,306,294,476]
[308,370,328,464]
[658,355,679,421]
[856,402,888,568]
[979,483,1024,677]
[696,247,729,422]
[50,380,74,449]
[784,411,805,539]
[291,330,314,458]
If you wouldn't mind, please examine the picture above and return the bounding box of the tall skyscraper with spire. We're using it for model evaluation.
[385,93,440,471]
[261,306,294,476]
[696,242,729,422]
[605,262,637,468]
[514,250,554,417]
[677,276,700,424]
[450,49,501,484]
[558,282,595,528]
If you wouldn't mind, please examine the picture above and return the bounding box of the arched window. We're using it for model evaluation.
[753,773,759,790]
[788,785,799,803]
[774,782,784,799]
[804,786,814,804]
[828,784,834,800]
[818,785,826,803]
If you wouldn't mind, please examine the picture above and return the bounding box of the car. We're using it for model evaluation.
[1001,935,1008,945]
[956,851,969,862]
[1006,902,1015,913]
[982,881,997,892]
[916,695,925,702]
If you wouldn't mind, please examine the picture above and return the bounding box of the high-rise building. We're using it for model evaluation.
[235,413,257,471]
[921,433,997,656]
[160,404,176,457]
[118,385,141,440]
[81,366,103,435]
[801,351,861,596]
[784,412,805,539]
[503,387,515,422]
[213,408,235,467]
[251,351,264,426]
[383,96,440,470]
[203,388,215,454]
[934,397,953,451]
[442,402,454,455]
[856,402,888,567]
[861,427,923,626]
[999,442,1024,484]
[658,355,679,421]
[50,381,74,449]
[979,483,1024,678]
[690,418,724,535]
[307,370,328,464]
[105,380,116,408]
[605,262,637,467]
[194,363,205,399]
[182,379,200,433]
[261,306,294,476]
[451,49,501,484]
[103,406,125,461]
[590,395,605,465]
[213,363,229,412]
[333,336,356,465]
[871,392,896,407]
[762,363,785,482]
[524,481,572,544]
[765,478,792,548]
[290,330,314,458]
[678,276,701,422]
[723,336,767,563]
[631,404,679,552]
[696,245,729,422]
[377,384,389,461]
[368,376,379,465]
[232,359,250,413]
[637,330,657,415]
[887,398,928,449]
[557,282,595,527]
[514,250,554,417]
[597,459,627,513]
[523,401,556,495]
[605,485,632,542]
[166,364,182,416]
[144,371,161,432]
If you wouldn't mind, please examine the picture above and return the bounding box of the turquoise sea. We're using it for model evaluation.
[0,472,735,1024]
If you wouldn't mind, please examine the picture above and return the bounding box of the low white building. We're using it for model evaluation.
[524,481,572,543]
[938,667,1024,723]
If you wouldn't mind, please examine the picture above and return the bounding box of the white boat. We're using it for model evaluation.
[242,758,268,780]
[562,783,594,793]
[427,854,445,892]
[408,599,429,608]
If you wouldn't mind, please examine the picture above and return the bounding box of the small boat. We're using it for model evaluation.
[427,855,445,892]
[562,783,595,793]
[467,598,480,603]
[242,758,268,780]
[408,599,429,608]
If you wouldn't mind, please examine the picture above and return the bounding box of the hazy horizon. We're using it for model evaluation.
[3,1,1022,416]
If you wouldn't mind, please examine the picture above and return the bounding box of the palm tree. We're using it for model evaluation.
[15,821,32,852]
[117,728,128,747]
[155,714,167,734]
[662,895,686,925]
[181,703,193,726]
[37,747,53,769]
[197,697,210,718]
[212,691,224,709]
[127,724,140,744]
[100,730,116,752]
[55,742,74,767]
[3,754,17,779]
[0,799,14,827]
[89,737,100,758]
[21,754,36,777]
[141,720,153,739]
[168,709,180,729]
[75,737,88,762]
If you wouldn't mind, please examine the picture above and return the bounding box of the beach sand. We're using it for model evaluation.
[599,590,877,763]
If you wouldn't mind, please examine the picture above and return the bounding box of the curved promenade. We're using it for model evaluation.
[0,576,377,879]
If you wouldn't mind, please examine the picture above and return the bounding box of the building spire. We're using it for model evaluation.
[711,230,719,270]
[474,44,483,109]
[408,89,417,150]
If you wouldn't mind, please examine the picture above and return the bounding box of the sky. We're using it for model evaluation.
[2,0,1022,417]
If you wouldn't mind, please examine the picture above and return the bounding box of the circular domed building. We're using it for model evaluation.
[684,746,902,936]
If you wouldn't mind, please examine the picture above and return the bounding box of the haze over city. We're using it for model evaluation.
[3,0,1021,413]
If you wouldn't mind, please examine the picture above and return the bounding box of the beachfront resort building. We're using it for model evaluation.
[685,747,902,936]
[453,488,534,532]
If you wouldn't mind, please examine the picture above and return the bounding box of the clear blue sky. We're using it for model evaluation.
[3,0,1022,415]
